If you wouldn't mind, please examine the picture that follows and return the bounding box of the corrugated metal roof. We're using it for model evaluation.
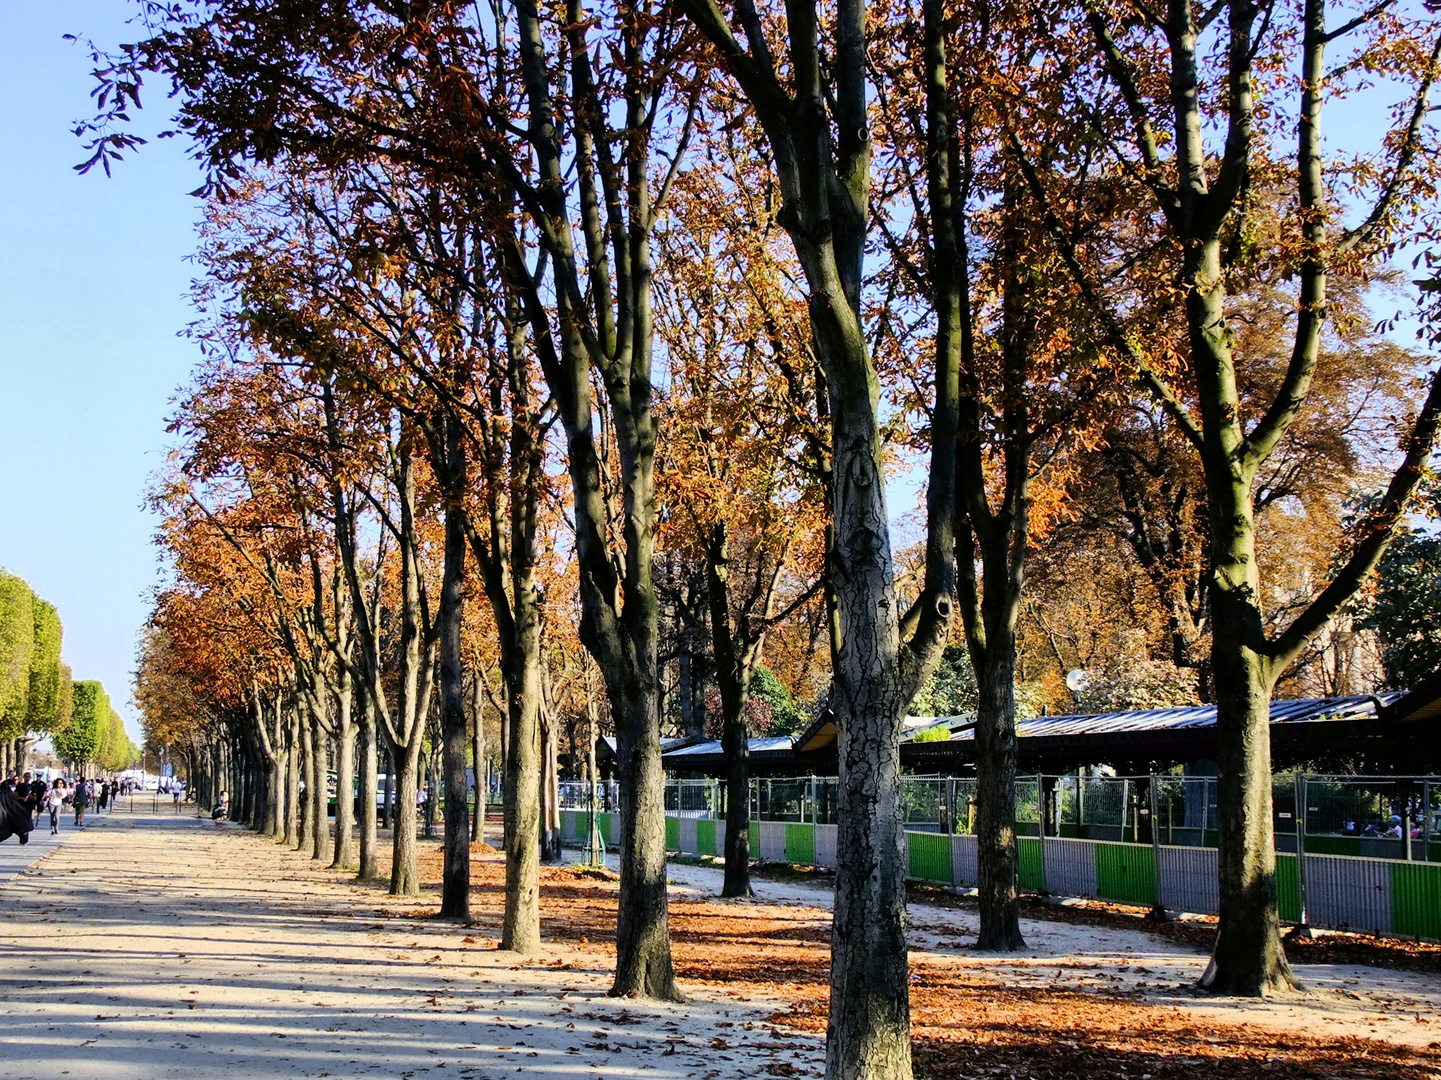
[601,735,695,753]
[665,736,796,757]
[907,694,1404,743]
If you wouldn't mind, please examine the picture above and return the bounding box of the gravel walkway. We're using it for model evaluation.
[0,813,822,1080]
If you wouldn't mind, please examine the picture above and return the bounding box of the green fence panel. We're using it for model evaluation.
[1018,837,1044,891]
[1275,854,1301,923]
[1095,842,1155,905]
[597,813,614,845]
[907,831,952,884]
[696,818,716,856]
[1392,862,1441,940]
[749,821,760,853]
[786,823,817,864]
[666,816,679,851]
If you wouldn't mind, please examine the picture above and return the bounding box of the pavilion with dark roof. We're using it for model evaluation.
[651,689,1441,778]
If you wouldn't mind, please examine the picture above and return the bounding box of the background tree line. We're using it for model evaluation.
[0,567,137,775]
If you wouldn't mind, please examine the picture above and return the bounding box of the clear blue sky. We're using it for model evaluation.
[0,3,206,741]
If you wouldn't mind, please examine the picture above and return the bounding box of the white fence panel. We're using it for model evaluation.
[1157,845,1218,915]
[678,817,698,856]
[1042,838,1098,899]
[951,834,978,888]
[814,824,838,869]
[759,821,787,862]
[1306,853,1392,936]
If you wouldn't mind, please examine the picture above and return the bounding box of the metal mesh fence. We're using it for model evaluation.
[634,773,1440,859]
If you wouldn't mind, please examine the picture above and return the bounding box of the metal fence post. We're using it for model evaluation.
[1401,778,1414,862]
[1424,780,1432,862]
[1121,778,1130,842]
[1038,775,1049,895]
[1295,774,1310,929]
[1148,774,1164,916]
[1199,778,1209,847]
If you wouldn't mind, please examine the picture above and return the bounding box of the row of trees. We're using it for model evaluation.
[93,0,1441,1075]
[0,569,68,773]
[55,679,141,775]
[0,568,137,775]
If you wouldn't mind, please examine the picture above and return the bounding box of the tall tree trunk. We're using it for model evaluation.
[265,695,284,839]
[704,523,773,900]
[470,678,485,844]
[1199,474,1295,994]
[358,692,379,880]
[539,699,562,864]
[438,448,471,919]
[973,639,1024,949]
[721,707,750,898]
[284,709,301,848]
[678,645,699,740]
[608,674,675,998]
[313,725,332,864]
[299,712,316,853]
[501,641,542,952]
[332,673,356,869]
[498,706,509,847]
[825,425,912,1080]
[261,755,277,837]
[389,732,424,896]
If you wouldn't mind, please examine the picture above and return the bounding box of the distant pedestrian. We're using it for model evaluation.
[46,780,66,835]
[98,781,110,813]
[73,777,90,826]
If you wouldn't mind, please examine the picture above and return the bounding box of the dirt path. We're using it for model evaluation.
[661,860,1441,1052]
[6,812,1438,1080]
[0,813,822,1080]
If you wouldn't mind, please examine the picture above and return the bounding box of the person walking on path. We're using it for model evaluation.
[97,781,109,814]
[45,780,66,835]
[72,778,89,827]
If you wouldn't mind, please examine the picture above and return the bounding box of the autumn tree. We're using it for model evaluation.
[1016,0,1441,994]
[654,122,827,897]
[672,0,967,1073]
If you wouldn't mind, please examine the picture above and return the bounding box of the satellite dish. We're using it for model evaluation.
[1065,668,1090,692]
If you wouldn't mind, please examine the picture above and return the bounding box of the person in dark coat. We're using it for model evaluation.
[73,778,89,826]
[0,785,33,844]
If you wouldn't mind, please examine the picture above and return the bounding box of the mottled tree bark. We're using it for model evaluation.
[312,724,332,864]
[435,413,471,921]
[331,669,356,869]
[501,636,542,951]
[676,0,961,1069]
[284,707,301,848]
[357,691,379,880]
